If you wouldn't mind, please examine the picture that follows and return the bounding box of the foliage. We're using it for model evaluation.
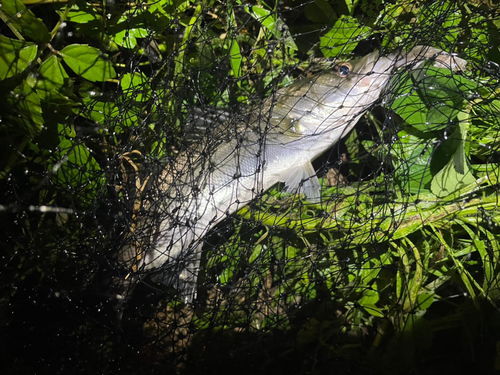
[1,0,500,374]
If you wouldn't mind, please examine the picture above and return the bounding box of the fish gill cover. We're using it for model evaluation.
[1,0,500,374]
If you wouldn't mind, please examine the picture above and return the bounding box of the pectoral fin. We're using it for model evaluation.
[281,161,321,202]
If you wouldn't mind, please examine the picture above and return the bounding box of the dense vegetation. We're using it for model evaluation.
[1,0,500,374]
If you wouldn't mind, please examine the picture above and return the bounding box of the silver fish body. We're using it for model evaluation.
[119,46,467,302]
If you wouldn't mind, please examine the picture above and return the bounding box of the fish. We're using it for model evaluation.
[118,46,467,304]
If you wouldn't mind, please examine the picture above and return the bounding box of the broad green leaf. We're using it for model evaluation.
[391,131,435,193]
[425,104,458,130]
[82,98,119,125]
[114,108,140,133]
[395,62,479,133]
[36,55,69,93]
[431,120,475,197]
[466,14,490,60]
[0,0,50,43]
[120,72,151,102]
[359,286,379,306]
[412,63,474,118]
[286,246,298,259]
[0,35,37,80]
[84,98,141,134]
[114,27,149,49]
[62,5,99,24]
[391,91,427,130]
[12,79,44,137]
[413,69,458,102]
[320,15,371,58]
[82,96,139,133]
[51,138,105,206]
[411,68,461,131]
[60,44,116,82]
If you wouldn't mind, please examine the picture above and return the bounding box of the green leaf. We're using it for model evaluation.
[249,245,263,263]
[411,63,478,132]
[362,304,385,318]
[60,44,116,82]
[13,79,44,137]
[458,222,493,292]
[82,98,119,124]
[421,1,461,44]
[359,286,379,305]
[0,0,50,43]
[114,27,149,49]
[51,137,105,206]
[442,9,461,44]
[36,55,69,93]
[219,268,233,284]
[431,118,475,197]
[344,0,359,15]
[410,67,461,131]
[320,15,371,58]
[175,4,201,77]
[62,5,100,24]
[149,0,191,18]
[391,131,435,193]
[229,39,242,79]
[304,0,336,24]
[0,35,37,80]
[424,104,458,131]
[246,6,297,51]
[120,72,151,102]
[391,90,428,130]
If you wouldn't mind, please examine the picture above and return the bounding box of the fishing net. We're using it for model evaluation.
[2,0,500,374]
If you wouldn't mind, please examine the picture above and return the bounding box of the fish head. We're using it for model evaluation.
[271,50,398,140]
[272,46,466,141]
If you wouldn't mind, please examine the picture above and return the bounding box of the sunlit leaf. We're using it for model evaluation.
[10,79,44,138]
[391,131,435,193]
[392,91,428,130]
[0,35,37,80]
[62,4,100,23]
[120,72,151,102]
[60,44,116,82]
[50,137,105,206]
[245,6,297,51]
[0,0,49,43]
[320,15,371,57]
[114,27,149,49]
[431,120,476,197]
[36,55,69,93]
[229,38,242,78]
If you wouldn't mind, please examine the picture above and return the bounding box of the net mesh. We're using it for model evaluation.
[2,0,500,374]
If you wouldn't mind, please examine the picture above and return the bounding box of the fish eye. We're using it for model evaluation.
[333,62,352,77]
